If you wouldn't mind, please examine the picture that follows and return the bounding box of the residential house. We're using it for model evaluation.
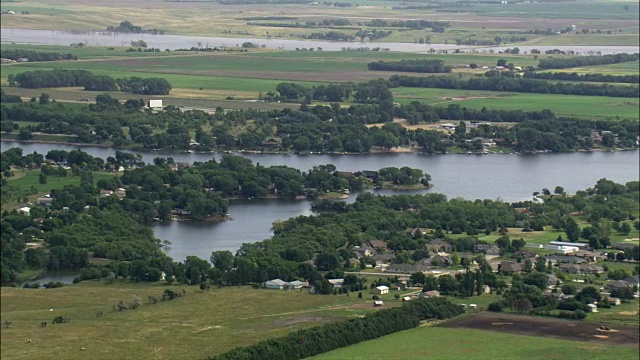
[514,250,538,260]
[263,279,288,290]
[356,170,379,181]
[606,280,633,292]
[288,280,309,290]
[623,275,639,288]
[426,239,453,253]
[372,285,389,295]
[581,264,604,274]
[100,189,114,197]
[371,254,395,265]
[418,290,440,299]
[387,263,425,274]
[481,285,491,294]
[587,304,598,313]
[430,255,452,267]
[17,207,31,216]
[547,274,561,288]
[559,263,603,274]
[549,241,588,249]
[37,197,54,206]
[261,138,282,148]
[499,261,524,274]
[368,240,388,251]
[352,246,376,259]
[574,250,606,262]
[327,278,344,288]
[546,255,585,265]
[606,297,621,306]
[475,244,501,256]
[612,242,636,251]
[558,264,582,274]
[373,300,384,307]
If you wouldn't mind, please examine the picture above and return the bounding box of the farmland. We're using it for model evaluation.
[0,283,393,360]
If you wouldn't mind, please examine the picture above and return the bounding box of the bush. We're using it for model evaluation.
[488,302,503,312]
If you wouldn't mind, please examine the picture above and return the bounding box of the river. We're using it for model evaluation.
[2,140,639,261]
[2,28,639,54]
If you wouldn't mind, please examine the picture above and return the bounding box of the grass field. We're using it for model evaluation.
[2,169,118,210]
[551,61,640,76]
[392,87,640,119]
[311,325,639,360]
[0,282,390,360]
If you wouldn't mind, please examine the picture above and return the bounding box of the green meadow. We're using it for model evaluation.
[311,326,639,360]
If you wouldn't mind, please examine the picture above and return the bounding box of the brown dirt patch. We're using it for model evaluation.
[442,312,640,347]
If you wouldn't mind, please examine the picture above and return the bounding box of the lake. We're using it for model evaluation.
[3,140,639,261]
[2,28,639,54]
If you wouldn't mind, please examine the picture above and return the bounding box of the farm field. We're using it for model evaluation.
[0,0,637,46]
[0,283,393,360]
[312,314,640,360]
[551,61,640,75]
[392,87,640,119]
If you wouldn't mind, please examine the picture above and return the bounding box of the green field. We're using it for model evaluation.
[311,326,639,360]
[0,44,194,59]
[392,87,640,119]
[551,61,640,76]
[0,282,390,360]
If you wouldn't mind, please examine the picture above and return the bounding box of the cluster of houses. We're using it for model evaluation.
[0,57,28,63]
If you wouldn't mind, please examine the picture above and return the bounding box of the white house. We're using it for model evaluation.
[263,279,288,289]
[587,304,598,313]
[372,285,389,295]
[328,278,344,288]
[17,207,31,215]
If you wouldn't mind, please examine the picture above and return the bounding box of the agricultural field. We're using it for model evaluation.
[551,61,640,76]
[392,87,640,120]
[0,283,395,360]
[0,0,637,45]
[313,313,640,360]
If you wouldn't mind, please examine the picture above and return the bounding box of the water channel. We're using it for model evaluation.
[2,28,639,54]
[3,140,638,261]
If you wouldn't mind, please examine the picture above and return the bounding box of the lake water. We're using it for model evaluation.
[2,28,638,54]
[3,140,639,261]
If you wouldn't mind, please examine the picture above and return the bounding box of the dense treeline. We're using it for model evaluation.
[368,59,452,73]
[106,21,164,35]
[8,70,172,95]
[523,71,639,84]
[210,298,463,360]
[2,91,638,153]
[0,49,76,62]
[366,19,449,32]
[538,53,639,69]
[389,74,640,98]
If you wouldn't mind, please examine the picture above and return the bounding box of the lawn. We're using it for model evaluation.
[392,87,640,119]
[0,282,376,360]
[310,325,639,360]
[587,299,640,327]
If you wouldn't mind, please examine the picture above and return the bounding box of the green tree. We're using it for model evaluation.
[210,250,234,272]
[565,217,580,242]
[39,171,47,184]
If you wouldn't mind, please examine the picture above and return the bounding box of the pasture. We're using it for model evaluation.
[0,283,390,360]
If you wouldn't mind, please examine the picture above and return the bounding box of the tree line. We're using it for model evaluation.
[388,74,639,98]
[7,69,172,95]
[366,19,449,32]
[367,59,452,73]
[538,53,639,69]
[523,71,639,84]
[0,49,77,62]
[210,298,463,360]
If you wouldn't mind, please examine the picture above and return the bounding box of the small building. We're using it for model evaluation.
[100,189,114,197]
[371,253,395,265]
[37,197,54,206]
[352,246,376,259]
[418,290,440,299]
[149,99,163,109]
[426,239,453,253]
[607,297,621,306]
[481,285,491,294]
[373,300,384,307]
[499,261,524,274]
[368,240,388,251]
[469,304,477,310]
[587,304,598,313]
[17,207,31,216]
[549,241,588,249]
[372,285,389,295]
[402,296,412,302]
[263,279,288,290]
[328,278,344,288]
[288,280,308,289]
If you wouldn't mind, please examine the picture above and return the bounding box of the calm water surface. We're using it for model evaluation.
[3,141,638,261]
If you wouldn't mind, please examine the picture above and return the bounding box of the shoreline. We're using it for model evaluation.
[2,138,638,156]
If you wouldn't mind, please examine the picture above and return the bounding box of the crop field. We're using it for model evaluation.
[312,316,639,360]
[1,0,637,46]
[0,44,194,59]
[551,61,640,76]
[392,87,640,119]
[0,283,397,360]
